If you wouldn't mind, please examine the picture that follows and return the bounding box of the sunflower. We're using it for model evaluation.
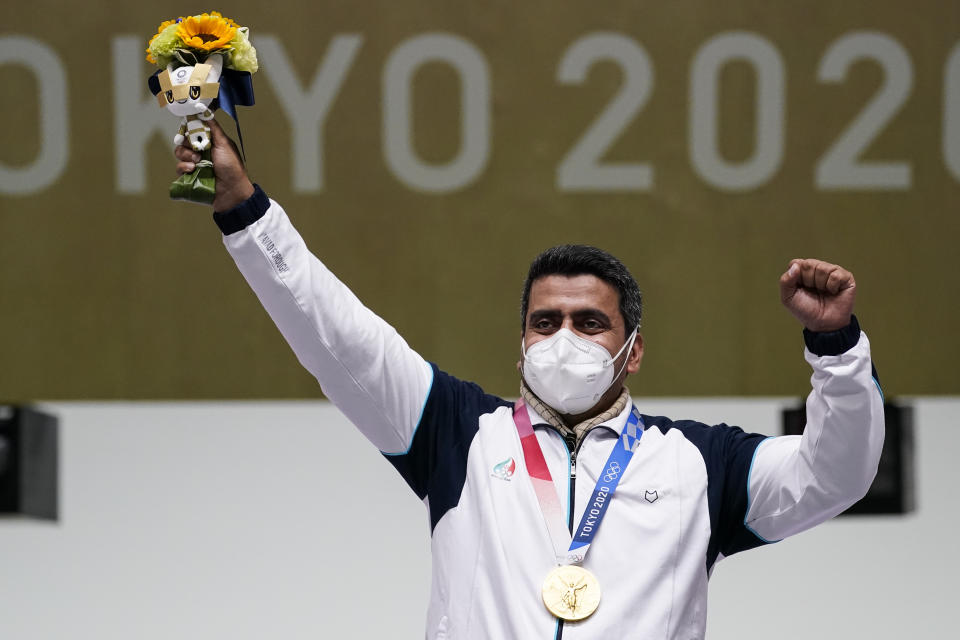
[176,13,236,52]
[206,11,239,29]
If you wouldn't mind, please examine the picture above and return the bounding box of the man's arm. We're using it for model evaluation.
[175,120,434,454]
[742,260,885,542]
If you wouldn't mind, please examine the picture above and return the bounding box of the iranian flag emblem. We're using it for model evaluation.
[492,457,516,481]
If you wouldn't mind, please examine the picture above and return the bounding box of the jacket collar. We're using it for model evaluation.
[521,382,633,445]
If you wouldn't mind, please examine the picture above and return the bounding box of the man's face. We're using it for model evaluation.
[523,274,643,399]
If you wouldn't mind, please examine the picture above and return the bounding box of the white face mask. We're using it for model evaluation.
[522,328,638,415]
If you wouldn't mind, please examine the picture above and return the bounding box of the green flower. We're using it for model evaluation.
[228,27,258,73]
[147,22,182,68]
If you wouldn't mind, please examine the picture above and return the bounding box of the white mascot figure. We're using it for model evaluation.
[157,53,223,151]
[155,53,223,203]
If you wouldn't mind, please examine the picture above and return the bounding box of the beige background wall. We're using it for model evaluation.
[2,1,958,399]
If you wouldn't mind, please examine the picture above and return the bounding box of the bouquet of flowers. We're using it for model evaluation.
[145,11,257,204]
[146,11,259,73]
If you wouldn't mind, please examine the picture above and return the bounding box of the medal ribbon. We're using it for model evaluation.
[513,399,644,565]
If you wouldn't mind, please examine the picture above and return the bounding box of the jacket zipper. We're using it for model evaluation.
[555,435,578,640]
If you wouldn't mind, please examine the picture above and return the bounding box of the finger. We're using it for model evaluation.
[209,118,246,171]
[209,117,226,141]
[825,265,855,295]
[779,261,800,288]
[210,119,240,154]
[174,145,200,163]
[795,258,853,294]
[813,261,832,291]
[778,261,802,303]
[795,258,825,290]
[176,160,196,176]
[812,261,850,293]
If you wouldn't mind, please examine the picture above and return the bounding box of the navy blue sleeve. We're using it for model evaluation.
[803,314,861,357]
[212,184,269,234]
[383,363,511,531]
[804,314,884,398]
[663,419,771,572]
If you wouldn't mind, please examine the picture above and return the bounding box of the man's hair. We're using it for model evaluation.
[520,245,643,334]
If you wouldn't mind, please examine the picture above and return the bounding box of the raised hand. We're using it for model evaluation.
[174,118,254,211]
[779,258,856,332]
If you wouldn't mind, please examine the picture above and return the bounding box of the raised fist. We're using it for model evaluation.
[779,258,856,332]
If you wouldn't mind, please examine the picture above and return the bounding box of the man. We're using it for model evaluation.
[175,122,884,639]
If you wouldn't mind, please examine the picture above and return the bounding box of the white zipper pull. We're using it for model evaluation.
[570,454,577,479]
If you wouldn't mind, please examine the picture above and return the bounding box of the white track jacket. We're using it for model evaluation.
[214,187,885,640]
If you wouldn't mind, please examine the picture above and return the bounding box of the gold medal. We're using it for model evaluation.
[541,565,601,621]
